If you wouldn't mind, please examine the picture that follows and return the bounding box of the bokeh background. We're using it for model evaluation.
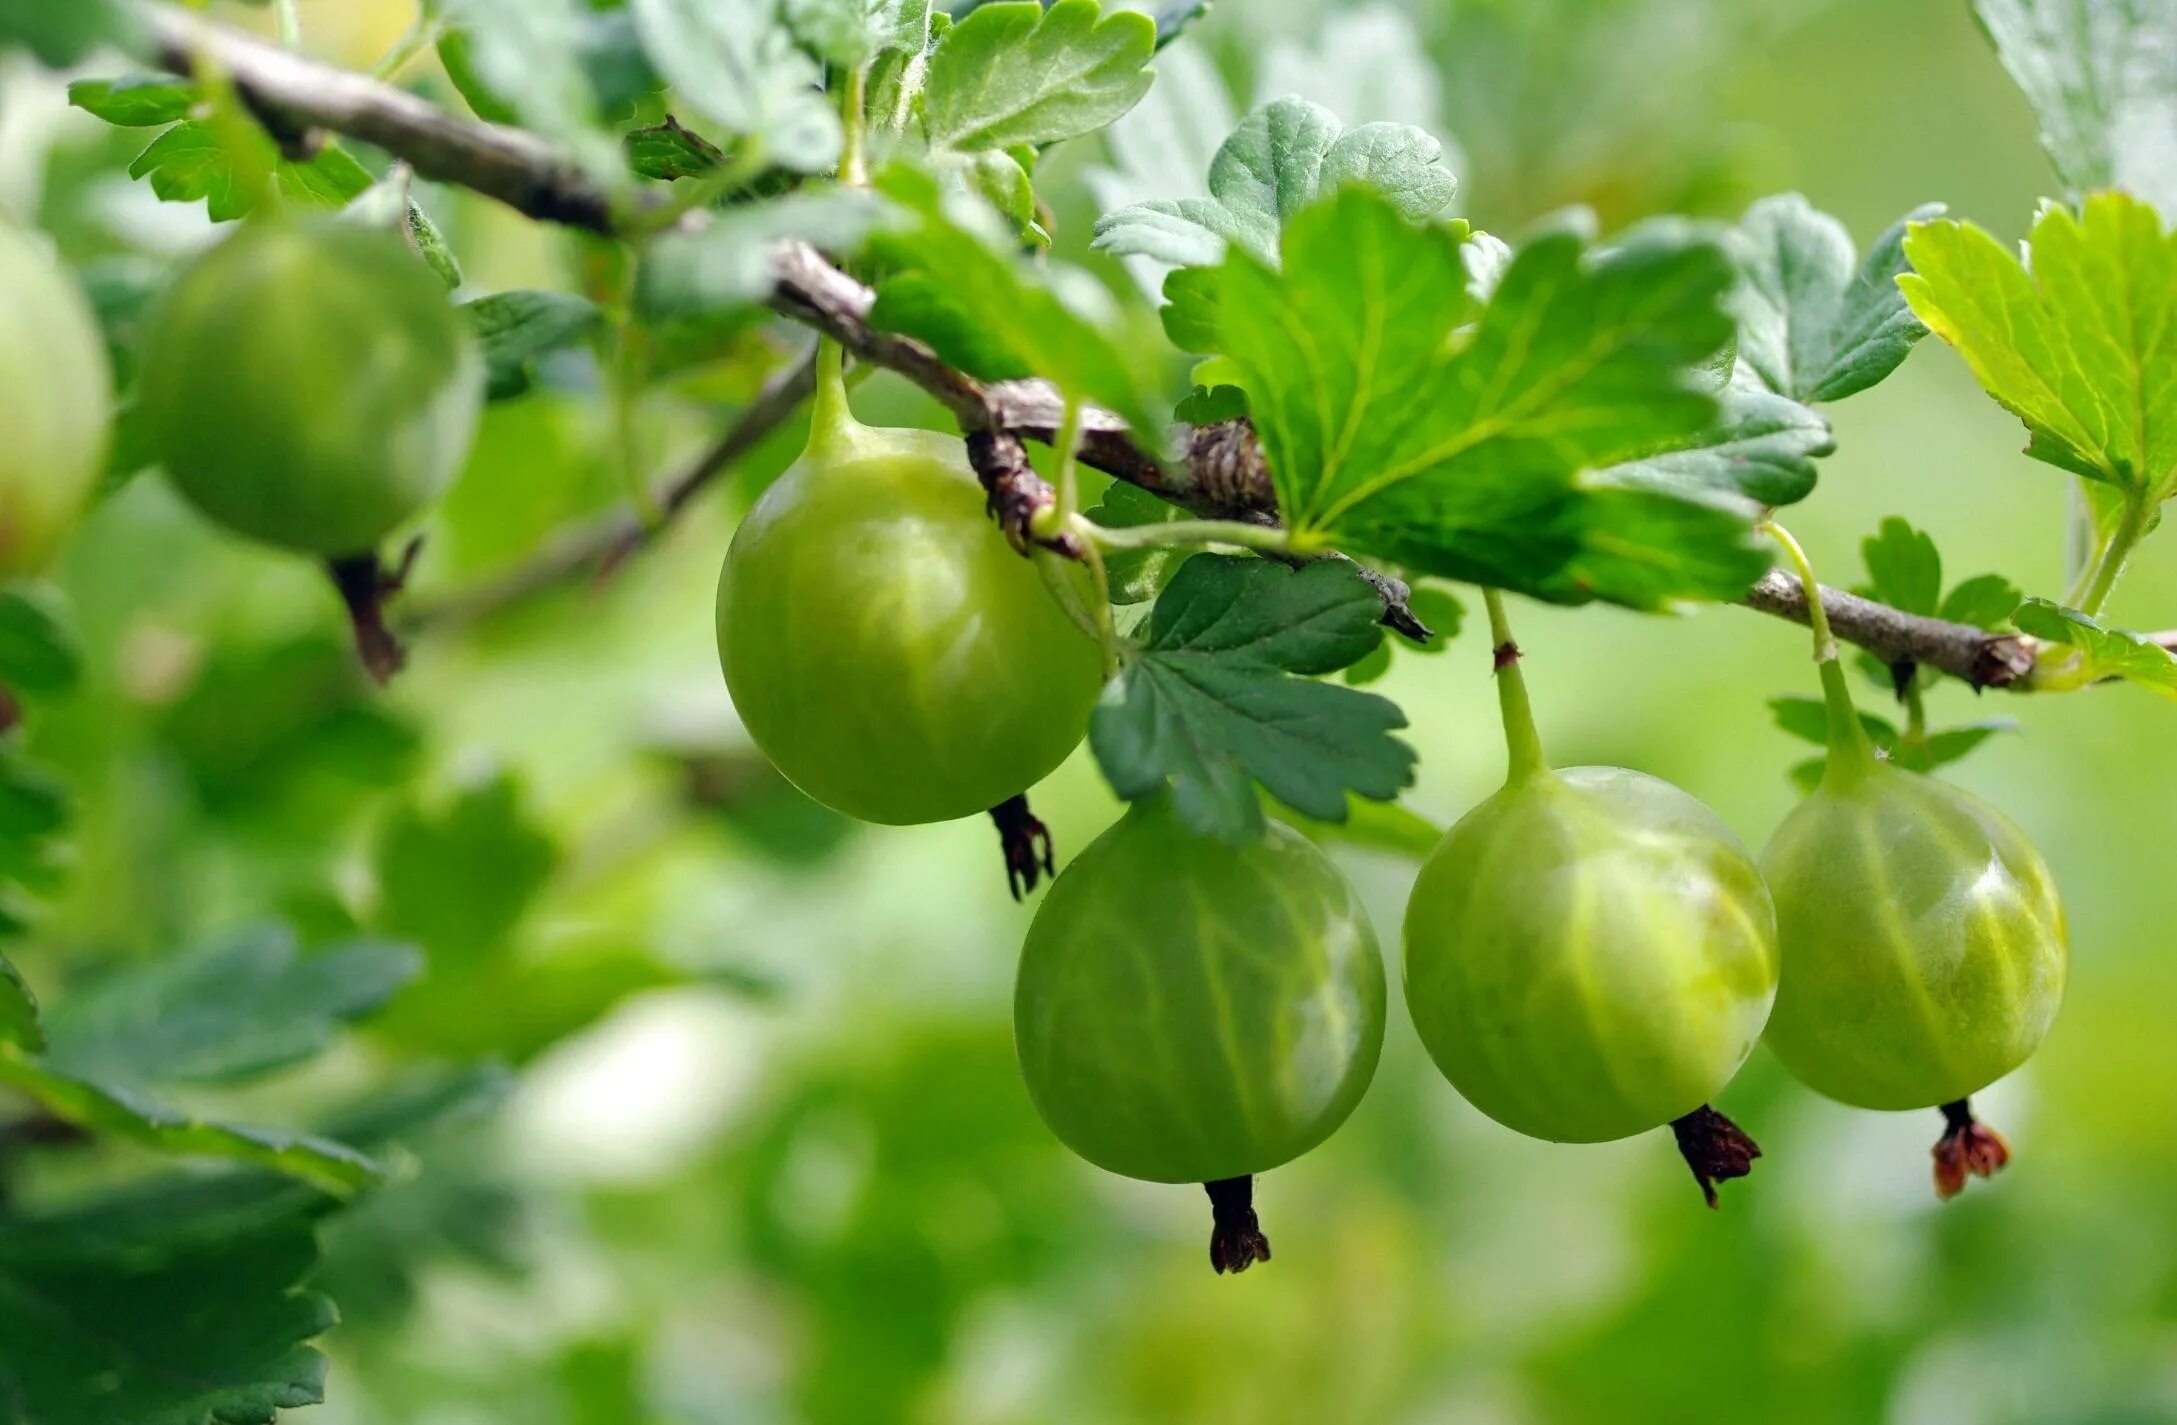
[5,0,2175,1420]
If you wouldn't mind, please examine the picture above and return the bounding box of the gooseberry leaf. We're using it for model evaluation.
[0,588,82,701]
[444,0,634,179]
[1092,96,1457,269]
[867,166,1158,437]
[785,0,930,67]
[0,750,68,937]
[1972,0,2177,214]
[1941,571,2026,629]
[1859,514,1944,616]
[640,188,895,317]
[1090,554,1416,843]
[1900,192,2177,501]
[2015,595,2177,696]
[1769,693,1900,747]
[464,291,604,400]
[923,0,1156,152]
[629,0,842,173]
[0,1053,384,1194]
[67,76,194,128]
[127,120,376,223]
[0,0,141,65]
[0,951,37,1052]
[1085,483,1191,604]
[1772,695,2016,789]
[35,924,421,1089]
[1269,790,1443,860]
[1202,190,1761,606]
[626,119,727,181]
[1594,382,1832,511]
[1728,195,1944,403]
[0,1182,336,1425]
[375,774,555,965]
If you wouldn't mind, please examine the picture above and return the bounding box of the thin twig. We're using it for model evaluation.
[408,346,820,629]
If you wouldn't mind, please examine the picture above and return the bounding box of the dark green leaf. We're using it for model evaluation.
[1767,693,1898,747]
[0,951,37,1052]
[1859,515,1943,616]
[1085,483,1191,604]
[0,1180,333,1425]
[1092,96,1456,268]
[67,75,193,127]
[1939,572,2024,629]
[442,0,626,177]
[1727,195,1943,403]
[0,588,82,701]
[868,165,1156,436]
[923,0,1155,151]
[1206,192,1757,606]
[1269,790,1442,859]
[38,924,421,1089]
[1925,719,2019,767]
[784,0,930,67]
[1596,383,1831,510]
[376,773,556,965]
[1089,555,1415,842]
[128,121,376,223]
[464,291,604,400]
[626,118,726,181]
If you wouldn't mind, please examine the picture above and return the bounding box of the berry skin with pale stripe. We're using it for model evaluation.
[1402,765,1781,1143]
[1759,762,2066,1111]
[0,221,111,580]
[1013,795,1387,1184]
[716,404,1103,826]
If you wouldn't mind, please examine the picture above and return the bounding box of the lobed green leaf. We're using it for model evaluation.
[2015,595,2177,696]
[464,290,603,400]
[924,0,1156,152]
[629,0,842,173]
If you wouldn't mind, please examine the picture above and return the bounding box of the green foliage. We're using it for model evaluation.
[1770,694,2018,791]
[127,120,376,223]
[640,188,893,316]
[0,589,82,702]
[0,0,139,66]
[923,0,1156,151]
[1089,554,1414,843]
[66,76,193,128]
[1092,96,1457,268]
[1901,192,2177,500]
[0,952,37,1052]
[1199,190,1763,606]
[629,0,842,173]
[785,0,930,68]
[1727,195,1943,404]
[2015,596,2177,696]
[464,291,604,400]
[1085,482,1191,604]
[0,1183,335,1425]
[867,166,1157,433]
[1972,0,2177,214]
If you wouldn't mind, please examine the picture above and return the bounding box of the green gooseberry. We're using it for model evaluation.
[138,220,484,558]
[716,361,1103,825]
[0,221,112,580]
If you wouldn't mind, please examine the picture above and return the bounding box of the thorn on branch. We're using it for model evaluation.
[1671,1104,1762,1208]
[327,537,423,685]
[1492,639,1522,672]
[1933,1097,2010,1200]
[1888,659,1917,701]
[966,430,1081,558]
[989,794,1055,900]
[1204,1175,1273,1274]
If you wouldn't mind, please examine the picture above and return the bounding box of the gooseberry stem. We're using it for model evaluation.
[1483,588,1548,783]
[273,0,301,48]
[1077,518,1293,554]
[2066,493,2148,618]
[1760,521,1877,784]
[1046,397,1121,676]
[372,4,445,82]
[839,62,870,189]
[809,335,855,453]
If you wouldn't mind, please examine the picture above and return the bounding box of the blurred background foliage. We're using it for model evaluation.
[4,0,2176,1421]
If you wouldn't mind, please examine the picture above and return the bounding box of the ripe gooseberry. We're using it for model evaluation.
[0,221,112,581]
[1402,592,1778,1203]
[1014,793,1386,1271]
[137,220,483,558]
[1758,526,2065,1198]
[715,347,1103,825]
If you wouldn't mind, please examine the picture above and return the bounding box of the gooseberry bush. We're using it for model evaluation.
[0,0,2172,1416]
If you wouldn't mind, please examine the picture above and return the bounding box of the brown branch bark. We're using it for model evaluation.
[131,1,2133,687]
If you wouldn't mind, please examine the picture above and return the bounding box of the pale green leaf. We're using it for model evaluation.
[1900,192,2177,498]
[630,0,842,172]
[1092,96,1456,268]
[2015,594,2177,695]
[924,0,1156,151]
[1972,0,2177,214]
